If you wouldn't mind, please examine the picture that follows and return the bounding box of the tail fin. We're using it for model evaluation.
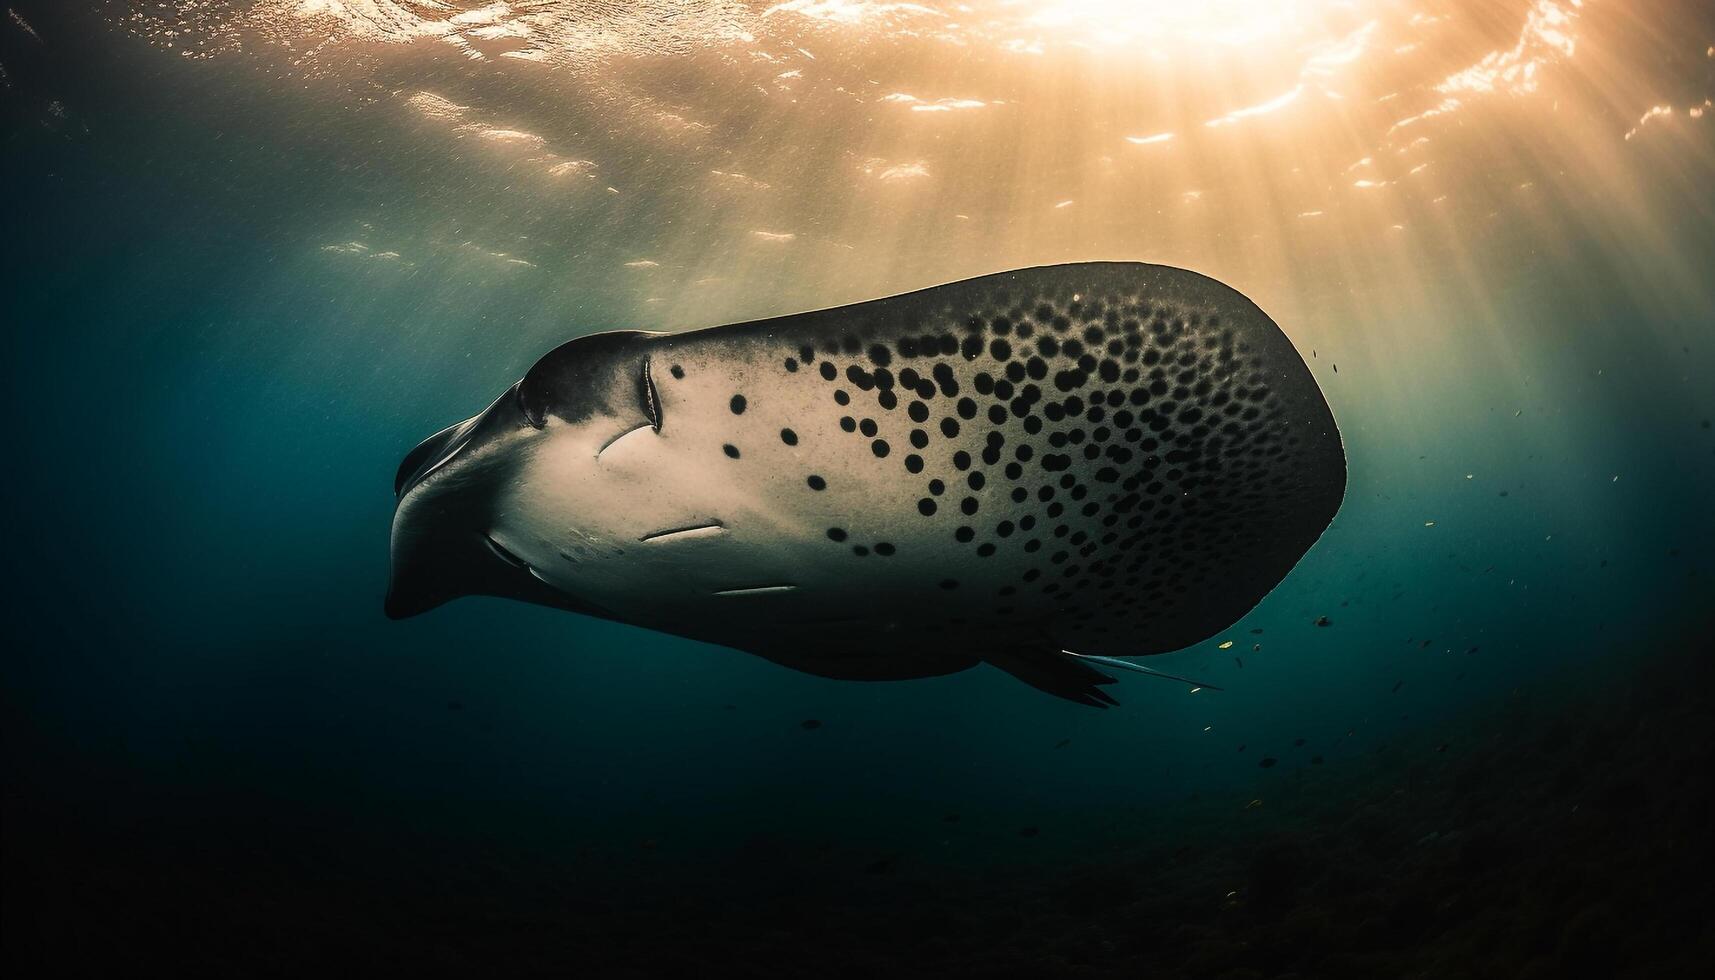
[984,648,1121,708]
[1063,651,1222,691]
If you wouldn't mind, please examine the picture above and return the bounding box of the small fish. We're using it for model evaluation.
[1259,757,1278,768]
[800,719,822,730]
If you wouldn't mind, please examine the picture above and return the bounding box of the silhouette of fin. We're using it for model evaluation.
[984,648,1121,708]
[1062,651,1222,691]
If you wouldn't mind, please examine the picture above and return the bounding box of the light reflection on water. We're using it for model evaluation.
[108,1,1712,344]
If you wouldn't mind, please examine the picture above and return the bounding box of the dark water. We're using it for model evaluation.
[5,3,1714,976]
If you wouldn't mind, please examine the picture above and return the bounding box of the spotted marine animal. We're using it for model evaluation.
[386,263,1346,705]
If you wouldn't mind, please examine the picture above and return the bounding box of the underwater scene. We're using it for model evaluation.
[4,2,1713,976]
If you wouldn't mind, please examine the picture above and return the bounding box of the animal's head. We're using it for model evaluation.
[385,330,666,620]
[384,328,798,624]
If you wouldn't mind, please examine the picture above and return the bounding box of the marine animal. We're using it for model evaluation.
[386,263,1345,705]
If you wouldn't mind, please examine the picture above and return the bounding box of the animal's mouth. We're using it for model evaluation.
[714,585,797,597]
[596,423,654,459]
[482,533,529,569]
[639,522,726,543]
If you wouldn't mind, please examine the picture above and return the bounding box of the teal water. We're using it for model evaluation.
[5,3,1714,975]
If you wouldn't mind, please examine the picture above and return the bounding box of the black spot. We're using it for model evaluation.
[929,479,945,495]
[908,401,930,423]
[872,439,891,458]
[807,475,826,491]
[781,428,798,446]
[840,416,856,432]
[961,497,979,516]
[784,358,798,372]
[730,394,747,415]
[905,454,924,473]
[834,390,851,406]
[918,498,938,516]
[670,364,685,379]
[827,528,848,542]
[957,397,978,420]
[875,542,896,556]
[852,545,870,557]
[940,579,959,590]
[933,363,959,396]
[955,526,975,542]
[860,418,878,437]
[991,339,1012,361]
[941,418,961,438]
[976,543,996,557]
[723,444,740,459]
[819,362,837,381]
[910,429,930,449]
[869,344,892,367]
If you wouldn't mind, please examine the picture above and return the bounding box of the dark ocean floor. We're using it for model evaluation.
[6,615,1713,979]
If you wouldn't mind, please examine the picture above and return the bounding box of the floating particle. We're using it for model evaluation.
[1259,757,1278,768]
[1311,755,1324,765]
[1019,826,1041,838]
[1425,521,1437,527]
[1391,680,1404,693]
[1315,615,1332,627]
[800,719,822,730]
[1292,737,1306,747]
[1218,640,1234,649]
[1053,738,1071,750]
[1245,799,1264,810]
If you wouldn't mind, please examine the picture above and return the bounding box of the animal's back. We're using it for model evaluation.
[649,262,1345,666]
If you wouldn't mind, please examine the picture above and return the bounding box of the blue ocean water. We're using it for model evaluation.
[4,3,1713,976]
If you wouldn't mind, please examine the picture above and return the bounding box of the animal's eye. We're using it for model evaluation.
[517,380,545,429]
[639,359,662,432]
